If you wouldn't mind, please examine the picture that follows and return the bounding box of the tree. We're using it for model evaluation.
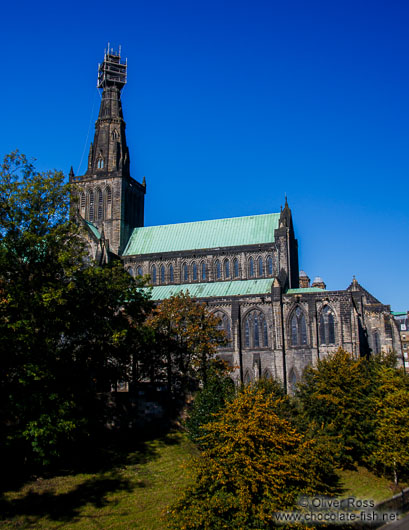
[185,360,235,447]
[146,292,227,396]
[0,151,151,467]
[370,363,409,485]
[296,348,375,467]
[166,385,339,529]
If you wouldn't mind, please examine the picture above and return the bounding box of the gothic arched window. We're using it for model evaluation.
[80,192,86,216]
[127,267,134,277]
[258,256,263,277]
[289,369,297,393]
[97,188,103,220]
[105,186,112,219]
[290,307,307,346]
[201,262,207,281]
[233,258,239,278]
[224,259,230,278]
[319,305,336,345]
[160,265,165,284]
[88,190,94,221]
[97,157,104,169]
[373,331,381,355]
[169,264,174,283]
[183,263,188,282]
[214,311,232,346]
[192,262,198,281]
[216,260,221,279]
[243,310,268,348]
[152,265,157,285]
[267,256,273,276]
[136,266,143,276]
[249,257,254,277]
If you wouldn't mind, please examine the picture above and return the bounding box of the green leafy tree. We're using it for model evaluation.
[146,292,227,396]
[370,364,409,485]
[166,385,339,529]
[0,151,151,467]
[296,348,375,467]
[185,360,235,447]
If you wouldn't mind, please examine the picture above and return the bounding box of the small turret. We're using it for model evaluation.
[299,270,310,288]
[312,276,326,289]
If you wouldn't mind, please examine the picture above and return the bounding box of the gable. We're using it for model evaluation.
[123,213,280,256]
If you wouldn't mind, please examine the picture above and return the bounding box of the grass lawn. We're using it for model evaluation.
[338,466,406,504]
[0,431,197,529]
[1,431,405,529]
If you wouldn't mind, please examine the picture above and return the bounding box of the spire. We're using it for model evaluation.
[85,46,130,177]
[69,166,75,181]
[279,195,293,232]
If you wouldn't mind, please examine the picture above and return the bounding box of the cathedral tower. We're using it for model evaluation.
[71,45,146,256]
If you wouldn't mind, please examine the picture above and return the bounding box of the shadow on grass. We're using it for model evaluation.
[0,418,185,526]
[0,469,139,524]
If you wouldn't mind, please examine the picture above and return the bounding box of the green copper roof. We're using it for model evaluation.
[144,279,275,300]
[84,220,101,240]
[286,287,327,294]
[123,213,280,256]
[392,311,407,316]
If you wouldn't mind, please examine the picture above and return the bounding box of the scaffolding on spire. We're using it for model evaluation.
[97,44,127,89]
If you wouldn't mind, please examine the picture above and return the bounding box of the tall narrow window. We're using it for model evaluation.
[80,192,86,216]
[289,369,297,393]
[192,262,198,281]
[160,265,165,284]
[97,158,104,169]
[249,257,254,277]
[201,262,207,281]
[267,256,273,275]
[233,258,239,278]
[169,264,174,283]
[216,260,221,279]
[319,306,336,345]
[243,310,268,348]
[290,307,307,346]
[263,318,268,347]
[88,190,94,221]
[106,186,112,219]
[258,256,263,277]
[245,318,250,347]
[214,311,232,346]
[136,266,143,276]
[224,259,230,278]
[152,265,157,284]
[97,188,103,220]
[183,263,188,282]
[373,331,381,354]
[254,313,259,347]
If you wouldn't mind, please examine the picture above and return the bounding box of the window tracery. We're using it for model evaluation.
[213,310,232,346]
[243,310,268,348]
[290,307,307,346]
[319,305,336,345]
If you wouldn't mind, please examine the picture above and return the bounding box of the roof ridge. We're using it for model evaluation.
[138,212,280,230]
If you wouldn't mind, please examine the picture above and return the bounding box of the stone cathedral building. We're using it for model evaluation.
[70,48,402,390]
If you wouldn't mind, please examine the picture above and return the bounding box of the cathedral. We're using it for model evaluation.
[70,47,402,391]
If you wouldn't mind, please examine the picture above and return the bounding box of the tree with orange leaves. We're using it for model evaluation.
[146,292,227,396]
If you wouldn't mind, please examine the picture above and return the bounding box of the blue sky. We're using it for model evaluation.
[2,0,408,310]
